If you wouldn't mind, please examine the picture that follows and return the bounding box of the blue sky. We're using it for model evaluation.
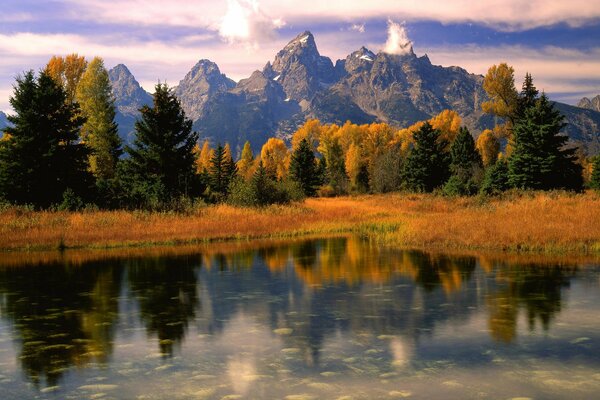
[1,0,600,112]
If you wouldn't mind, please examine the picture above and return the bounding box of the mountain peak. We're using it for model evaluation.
[175,59,235,121]
[577,95,600,112]
[108,64,152,116]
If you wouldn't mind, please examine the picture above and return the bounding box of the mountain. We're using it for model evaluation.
[193,31,493,152]
[109,31,600,155]
[555,102,600,154]
[108,64,153,144]
[0,111,7,131]
[577,95,600,112]
[174,59,235,121]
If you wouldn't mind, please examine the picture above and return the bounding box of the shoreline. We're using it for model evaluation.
[1,192,600,256]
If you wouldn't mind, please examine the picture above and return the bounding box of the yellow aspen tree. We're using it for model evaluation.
[429,109,462,144]
[476,129,500,167]
[46,54,88,104]
[75,57,122,179]
[345,143,362,187]
[292,119,322,151]
[236,141,255,180]
[196,140,213,173]
[482,63,519,124]
[260,138,289,180]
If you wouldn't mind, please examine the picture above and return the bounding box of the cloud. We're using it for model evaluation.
[60,0,600,32]
[383,20,412,55]
[350,23,365,33]
[219,0,284,47]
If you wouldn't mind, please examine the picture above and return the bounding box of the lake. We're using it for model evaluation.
[0,237,599,399]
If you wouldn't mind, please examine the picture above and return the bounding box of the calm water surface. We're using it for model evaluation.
[0,237,599,399]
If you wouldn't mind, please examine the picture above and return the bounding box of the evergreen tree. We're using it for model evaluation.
[75,57,122,180]
[444,127,483,195]
[208,143,236,197]
[480,159,510,195]
[508,94,583,191]
[122,83,198,205]
[403,122,450,192]
[450,127,482,172]
[289,138,320,196]
[590,156,600,190]
[517,72,539,117]
[252,160,274,206]
[0,71,90,207]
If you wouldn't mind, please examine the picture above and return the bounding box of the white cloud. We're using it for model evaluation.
[350,23,365,33]
[383,20,412,55]
[219,0,284,47]
[61,0,600,32]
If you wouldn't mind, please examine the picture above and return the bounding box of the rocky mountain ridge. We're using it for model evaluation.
[577,95,600,112]
[108,31,600,155]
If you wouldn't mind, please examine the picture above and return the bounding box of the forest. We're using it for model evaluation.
[1,55,599,212]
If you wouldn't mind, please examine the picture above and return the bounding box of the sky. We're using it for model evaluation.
[1,0,600,113]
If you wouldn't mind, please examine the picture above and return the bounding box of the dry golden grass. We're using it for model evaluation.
[1,191,600,253]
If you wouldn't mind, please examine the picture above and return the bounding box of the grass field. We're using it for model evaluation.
[1,191,600,254]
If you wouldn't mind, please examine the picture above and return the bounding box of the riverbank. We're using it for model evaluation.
[1,191,600,254]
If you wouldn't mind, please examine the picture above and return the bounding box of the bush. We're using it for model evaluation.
[227,178,259,207]
[443,175,479,197]
[227,177,304,207]
[57,188,85,211]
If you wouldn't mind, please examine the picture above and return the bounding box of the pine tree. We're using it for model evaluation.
[444,127,482,195]
[450,127,482,172]
[252,160,274,206]
[122,83,198,203]
[0,71,90,207]
[403,122,451,192]
[517,72,539,117]
[289,138,320,196]
[208,143,236,197]
[75,57,122,180]
[508,94,583,191]
[590,156,600,190]
[480,159,510,195]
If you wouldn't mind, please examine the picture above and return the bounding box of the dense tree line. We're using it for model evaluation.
[0,56,597,211]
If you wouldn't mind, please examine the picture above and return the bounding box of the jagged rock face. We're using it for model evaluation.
[109,64,152,116]
[263,31,336,103]
[194,70,301,154]
[175,60,235,121]
[578,95,600,112]
[312,48,488,129]
[108,64,153,144]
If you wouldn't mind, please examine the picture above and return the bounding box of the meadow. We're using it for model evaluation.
[1,191,600,254]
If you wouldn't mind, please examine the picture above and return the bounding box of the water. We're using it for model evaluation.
[0,237,599,399]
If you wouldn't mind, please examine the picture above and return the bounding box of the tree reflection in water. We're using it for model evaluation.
[0,237,582,388]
